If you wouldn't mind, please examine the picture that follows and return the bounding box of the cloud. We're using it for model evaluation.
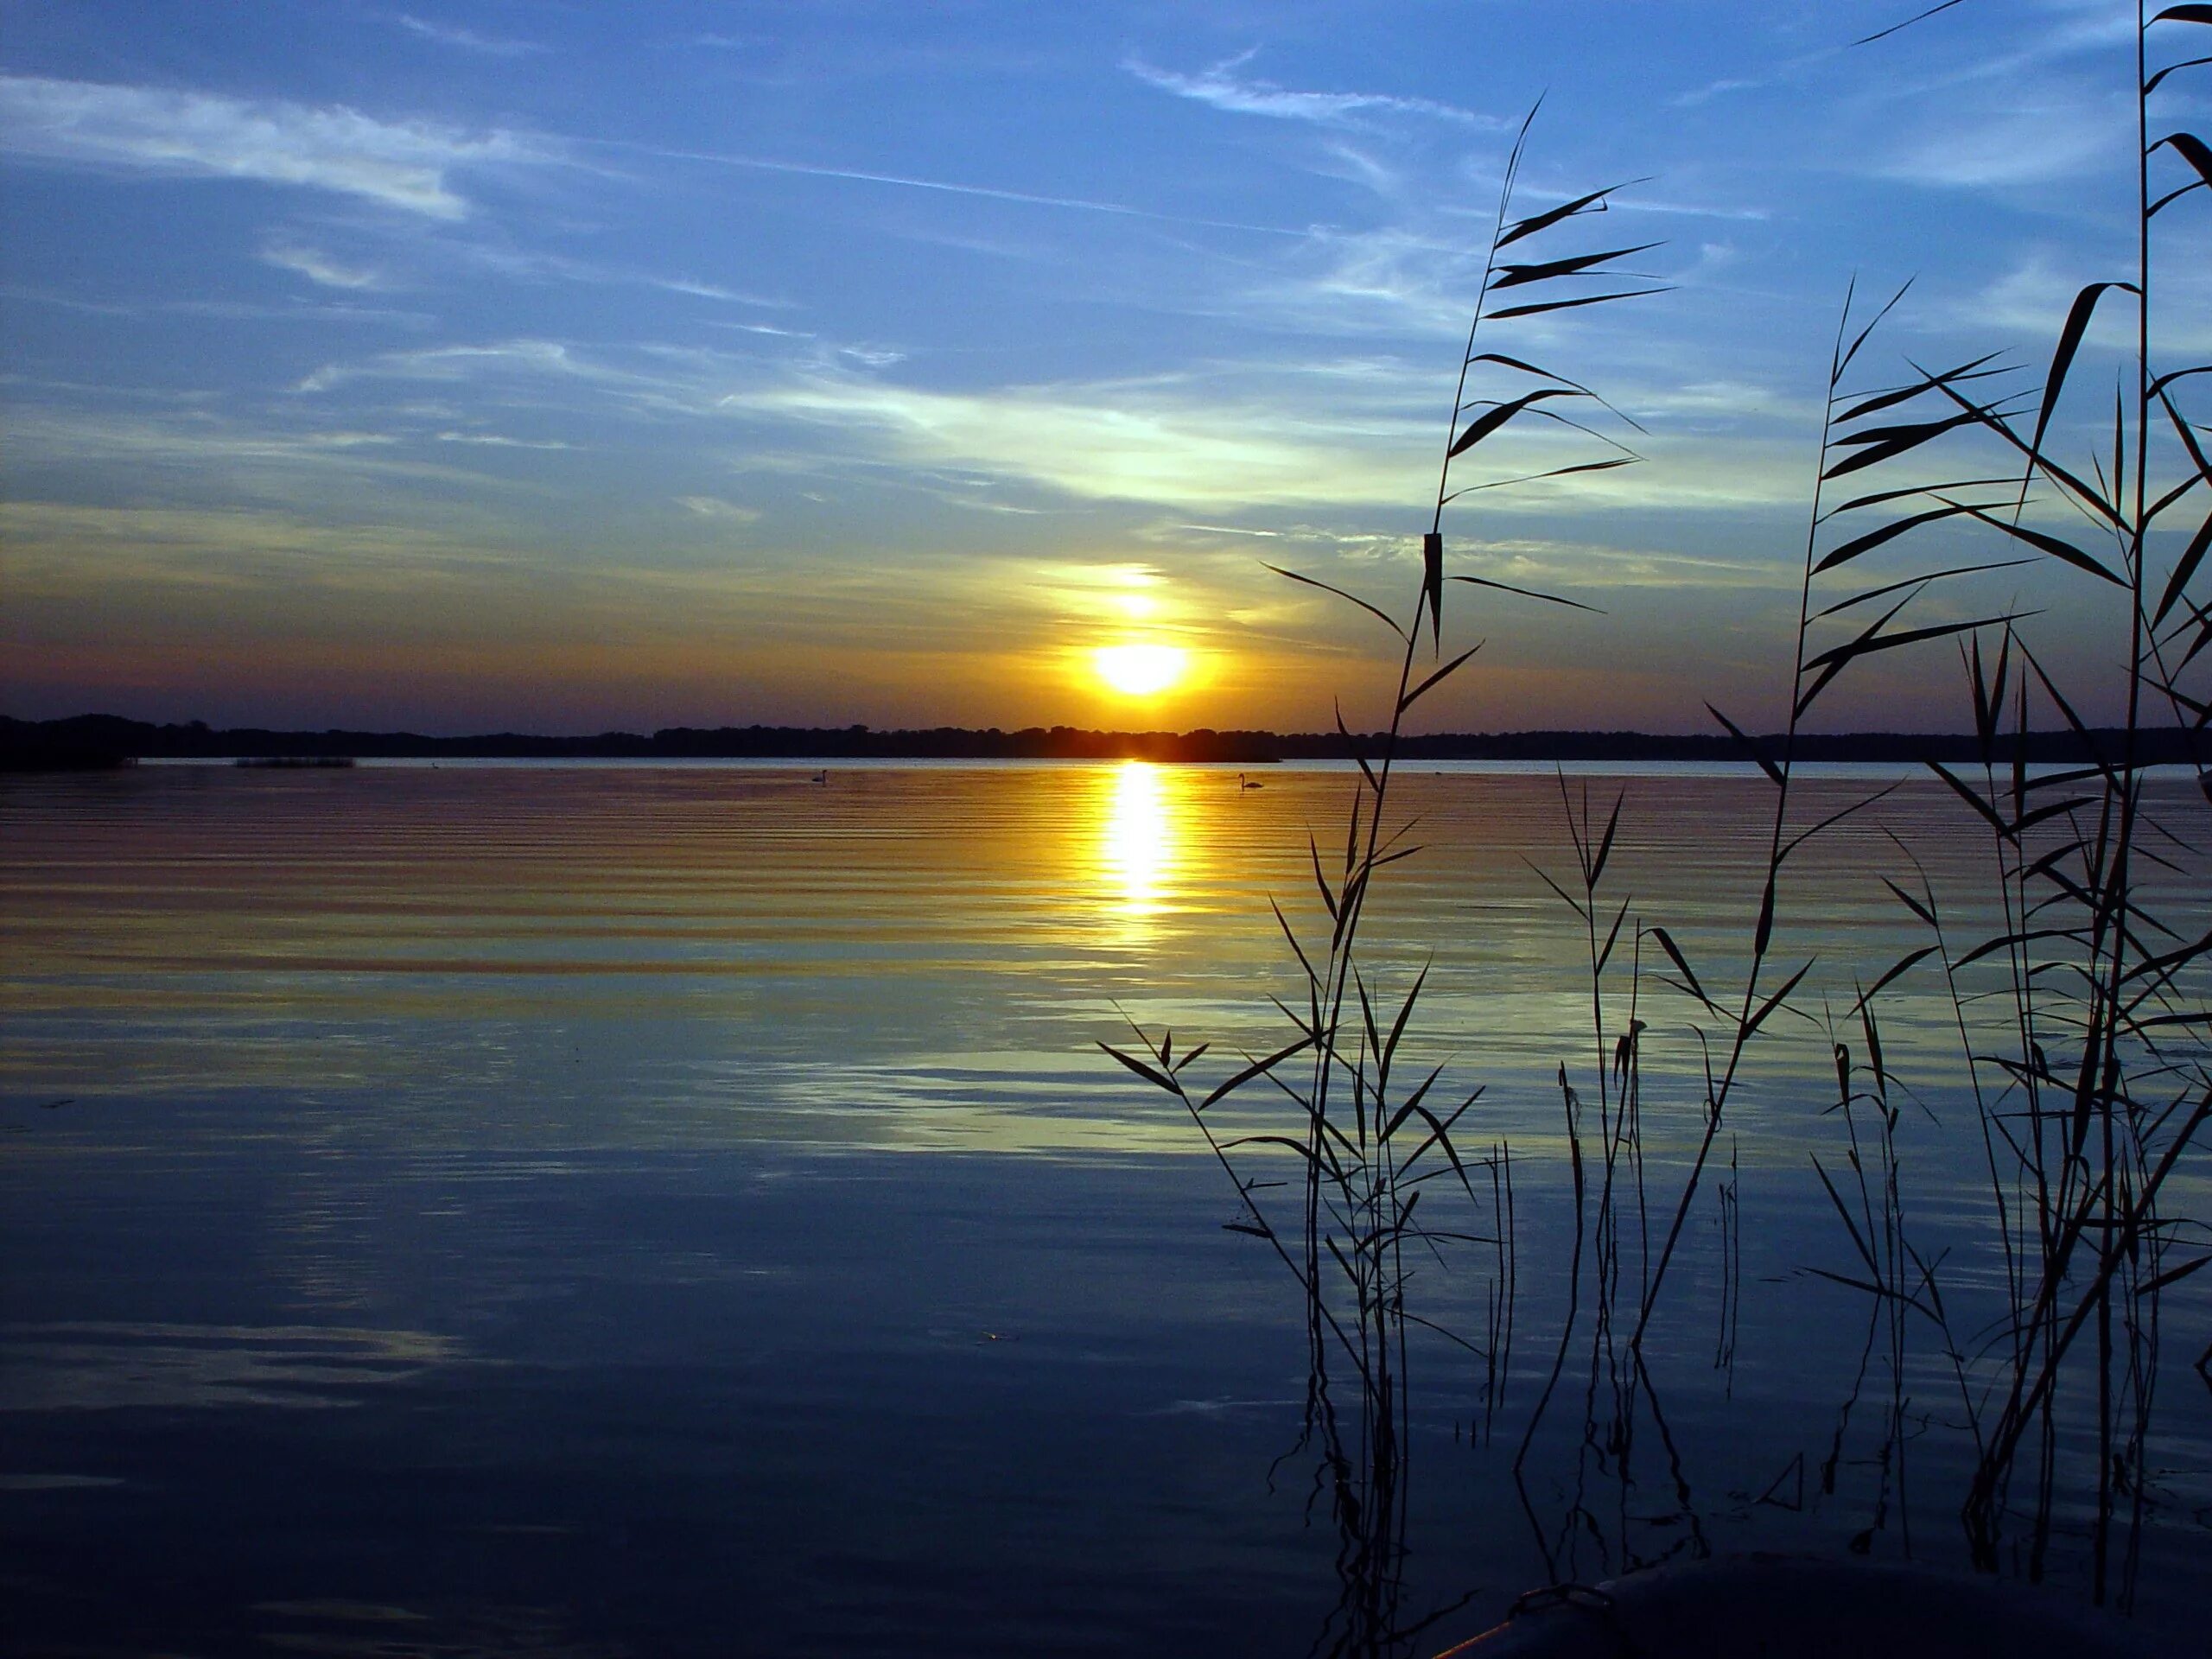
[1938,250,2212,359]
[0,74,545,218]
[435,430,575,450]
[1250,226,1489,338]
[261,238,383,289]
[0,499,526,585]
[709,321,817,340]
[1878,103,2120,188]
[283,327,1812,516]
[722,371,1427,508]
[1126,54,1503,130]
[0,407,548,499]
[647,276,793,308]
[1670,75,1766,108]
[294,339,629,394]
[0,282,425,325]
[391,15,549,57]
[677,494,760,522]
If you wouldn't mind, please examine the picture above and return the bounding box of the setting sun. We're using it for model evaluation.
[1092,642,1189,698]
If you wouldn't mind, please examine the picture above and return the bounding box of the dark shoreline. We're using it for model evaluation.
[6,712,2205,772]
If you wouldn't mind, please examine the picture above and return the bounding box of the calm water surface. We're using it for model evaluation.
[3,762,2207,1654]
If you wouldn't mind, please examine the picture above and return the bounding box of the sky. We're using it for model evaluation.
[2,0,2204,735]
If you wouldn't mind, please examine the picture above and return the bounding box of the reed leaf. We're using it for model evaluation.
[2145,55,2212,97]
[2145,466,2202,523]
[1742,962,1813,1039]
[2161,385,2212,486]
[1528,858,1590,923]
[1448,456,1639,500]
[1337,702,1385,797]
[1394,1096,1486,1202]
[1704,702,1784,786]
[2152,131,2212,197]
[1814,1154,1882,1276]
[1380,1063,1446,1144]
[1833,353,2004,425]
[1936,500,2128,587]
[1423,531,1445,640]
[2137,1253,2212,1298]
[1854,0,1968,49]
[1596,896,1632,976]
[1449,574,1605,612]
[1824,474,2020,518]
[1448,389,1586,458]
[1813,560,2031,622]
[1924,374,2124,526]
[1798,614,2015,721]
[1649,925,1713,1008]
[1099,1041,1179,1096]
[1382,965,1430,1077]
[1853,944,1941,1009]
[1309,835,1339,922]
[1487,287,1670,321]
[1264,563,1407,640]
[1823,410,1981,478]
[1780,780,1904,862]
[1494,181,1643,250]
[1397,641,1486,716]
[1198,1036,1319,1114]
[2030,283,2138,463]
[1492,242,1662,289]
[1814,502,1980,574]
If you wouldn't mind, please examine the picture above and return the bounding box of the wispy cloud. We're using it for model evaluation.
[647,276,793,308]
[261,238,384,289]
[1878,99,2121,188]
[1936,249,2212,358]
[0,74,546,218]
[436,430,575,450]
[391,14,549,57]
[0,408,528,493]
[283,330,1808,516]
[726,368,1432,509]
[1125,54,1503,130]
[0,282,425,326]
[294,339,639,396]
[676,494,760,522]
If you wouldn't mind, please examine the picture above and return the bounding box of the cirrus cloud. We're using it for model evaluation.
[1125,54,1504,130]
[0,73,547,218]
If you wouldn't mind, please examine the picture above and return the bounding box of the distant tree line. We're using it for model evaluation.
[3,711,2202,772]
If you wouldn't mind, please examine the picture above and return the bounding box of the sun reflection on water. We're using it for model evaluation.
[1098,760,1179,925]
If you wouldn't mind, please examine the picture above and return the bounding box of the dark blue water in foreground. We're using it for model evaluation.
[3,763,2206,1654]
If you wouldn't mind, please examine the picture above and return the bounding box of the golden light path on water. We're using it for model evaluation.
[1096,760,1179,929]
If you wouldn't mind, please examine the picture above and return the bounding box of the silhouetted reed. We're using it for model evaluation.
[1108,5,2210,1642]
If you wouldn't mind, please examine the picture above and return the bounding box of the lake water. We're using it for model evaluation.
[3,760,2207,1655]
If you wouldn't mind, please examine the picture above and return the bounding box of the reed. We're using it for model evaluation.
[1791,1,2212,1605]
[1103,105,1662,1649]
[1107,2,2211,1635]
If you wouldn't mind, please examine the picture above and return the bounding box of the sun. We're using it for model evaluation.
[1093,641,1189,698]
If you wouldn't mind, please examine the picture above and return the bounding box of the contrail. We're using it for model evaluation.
[588,137,1309,238]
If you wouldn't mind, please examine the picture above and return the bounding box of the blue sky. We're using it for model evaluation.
[2,1,2202,733]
